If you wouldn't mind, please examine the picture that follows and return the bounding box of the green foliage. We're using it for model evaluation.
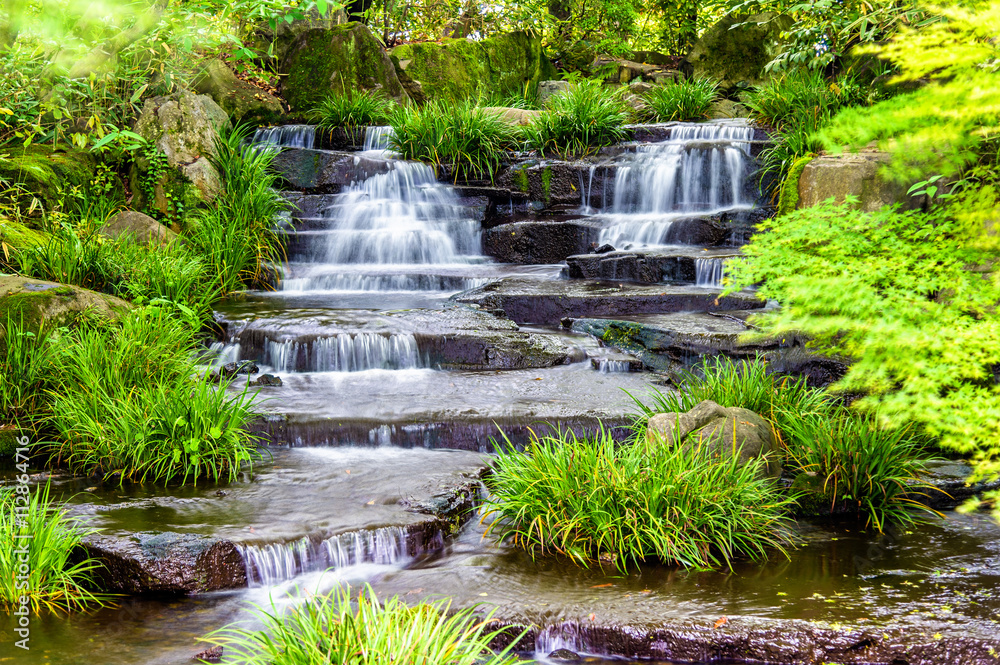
[0,482,111,614]
[0,315,56,431]
[525,80,629,157]
[776,152,815,215]
[389,100,520,182]
[641,78,719,122]
[309,89,394,131]
[44,307,261,484]
[190,124,287,293]
[728,199,1000,485]
[484,425,794,570]
[206,585,520,665]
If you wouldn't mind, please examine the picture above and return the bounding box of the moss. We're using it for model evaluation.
[515,167,529,193]
[790,471,833,515]
[777,153,816,216]
[0,145,97,212]
[0,426,17,457]
[0,219,46,250]
[0,276,130,335]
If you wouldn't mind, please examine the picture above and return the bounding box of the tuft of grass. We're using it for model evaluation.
[0,482,112,614]
[205,585,521,665]
[642,78,720,122]
[526,80,630,157]
[0,315,57,432]
[309,89,395,130]
[628,356,936,528]
[484,425,794,571]
[389,99,520,182]
[190,124,287,293]
[44,307,262,485]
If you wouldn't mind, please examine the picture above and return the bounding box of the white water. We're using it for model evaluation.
[262,333,422,372]
[596,358,633,373]
[363,125,395,151]
[695,257,726,287]
[252,124,316,149]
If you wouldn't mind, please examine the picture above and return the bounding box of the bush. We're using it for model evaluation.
[207,585,520,665]
[484,426,794,570]
[190,124,287,293]
[526,80,629,157]
[0,482,111,614]
[389,100,520,182]
[45,307,261,484]
[309,89,395,130]
[642,79,719,122]
[629,356,936,528]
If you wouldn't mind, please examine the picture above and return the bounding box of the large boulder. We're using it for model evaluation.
[480,106,541,127]
[193,58,284,125]
[280,22,408,113]
[131,92,232,216]
[0,146,97,213]
[390,31,556,103]
[646,399,781,479]
[681,13,792,94]
[247,6,349,64]
[797,149,923,212]
[0,276,130,336]
[100,210,177,246]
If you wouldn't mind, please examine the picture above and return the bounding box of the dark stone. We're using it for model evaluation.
[77,532,247,595]
[483,220,602,264]
[222,361,259,377]
[547,648,582,661]
[250,373,283,387]
[593,243,615,254]
[270,148,392,192]
[193,645,223,663]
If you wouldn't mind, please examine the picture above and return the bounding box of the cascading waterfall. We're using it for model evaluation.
[363,125,395,151]
[262,333,422,372]
[535,622,588,657]
[695,257,726,288]
[596,358,633,373]
[239,526,436,587]
[252,125,316,149]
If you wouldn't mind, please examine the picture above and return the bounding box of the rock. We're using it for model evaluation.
[132,91,232,214]
[0,219,45,252]
[537,79,570,104]
[681,13,793,94]
[632,50,675,67]
[222,361,259,377]
[628,80,654,95]
[592,243,615,254]
[76,532,247,594]
[192,645,224,663]
[100,210,177,246]
[483,220,602,264]
[651,70,681,85]
[646,399,781,479]
[250,373,283,387]
[547,648,583,662]
[599,58,659,84]
[710,99,748,119]
[0,145,98,213]
[193,58,284,125]
[390,31,555,104]
[0,425,18,457]
[280,22,408,113]
[0,276,130,338]
[270,148,393,191]
[248,6,348,64]
[480,106,541,127]
[496,160,598,206]
[797,149,924,212]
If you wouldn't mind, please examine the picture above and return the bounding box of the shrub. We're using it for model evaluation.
[484,426,794,570]
[310,89,395,130]
[642,78,719,122]
[206,585,520,665]
[526,80,629,157]
[190,124,287,293]
[0,482,111,614]
[45,307,261,484]
[389,100,520,182]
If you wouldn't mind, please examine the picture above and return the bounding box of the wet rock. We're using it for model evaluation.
[101,210,177,246]
[483,220,602,264]
[646,399,781,478]
[547,648,582,661]
[591,243,615,254]
[192,645,223,663]
[250,373,283,387]
[567,248,739,283]
[496,160,602,206]
[77,532,247,595]
[193,58,284,126]
[797,149,925,213]
[280,22,408,113]
[681,13,793,94]
[271,148,393,192]
[222,360,259,377]
[0,276,130,337]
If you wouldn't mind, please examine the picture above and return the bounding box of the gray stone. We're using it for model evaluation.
[710,99,748,119]
[629,80,654,95]
[681,13,792,94]
[193,58,284,125]
[480,106,541,127]
[538,80,570,104]
[0,276,131,337]
[646,399,781,478]
[797,149,924,212]
[100,210,177,246]
[483,220,602,264]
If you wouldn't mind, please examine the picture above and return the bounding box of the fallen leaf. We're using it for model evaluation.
[714,617,728,629]
[588,613,596,622]
[590,583,613,588]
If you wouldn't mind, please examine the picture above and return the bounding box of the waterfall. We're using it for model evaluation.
[535,622,587,657]
[252,125,316,149]
[695,258,726,287]
[239,526,441,587]
[596,358,632,373]
[261,333,422,372]
[363,125,395,151]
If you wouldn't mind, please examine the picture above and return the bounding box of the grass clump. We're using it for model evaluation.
[484,426,794,570]
[642,79,719,122]
[526,79,629,157]
[389,99,520,182]
[629,356,936,529]
[207,585,519,665]
[310,89,394,130]
[0,316,57,434]
[0,482,111,614]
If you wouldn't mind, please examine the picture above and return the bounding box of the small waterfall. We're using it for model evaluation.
[207,341,241,367]
[262,333,422,372]
[239,526,435,587]
[252,125,316,149]
[363,125,395,151]
[282,273,491,292]
[596,358,632,373]
[695,258,726,287]
[535,623,587,657]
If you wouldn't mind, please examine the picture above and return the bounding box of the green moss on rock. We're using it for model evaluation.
[778,153,816,216]
[0,145,97,212]
[0,275,131,336]
[681,13,792,94]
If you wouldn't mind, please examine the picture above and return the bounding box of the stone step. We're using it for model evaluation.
[452,276,765,325]
[271,148,393,191]
[565,247,740,284]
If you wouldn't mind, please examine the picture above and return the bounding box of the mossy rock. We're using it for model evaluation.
[390,31,556,103]
[0,145,98,213]
[0,219,46,251]
[280,22,408,113]
[790,472,834,515]
[193,58,285,126]
[681,13,792,94]
[0,425,18,457]
[0,275,131,337]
